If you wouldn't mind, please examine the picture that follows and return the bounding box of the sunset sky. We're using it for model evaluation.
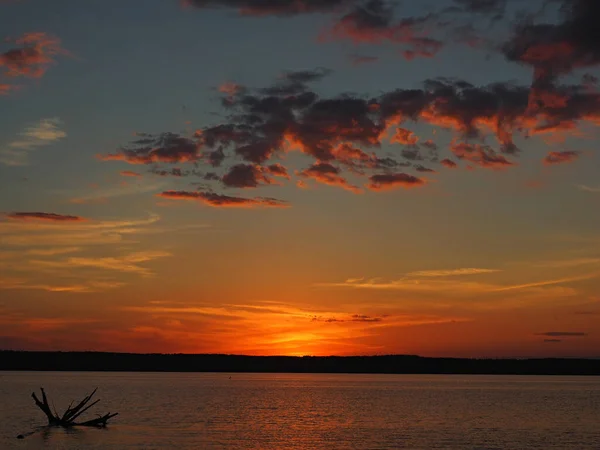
[1,0,599,357]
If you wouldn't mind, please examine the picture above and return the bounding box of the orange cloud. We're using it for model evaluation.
[297,162,362,193]
[0,32,65,79]
[219,81,243,96]
[543,150,580,166]
[450,142,515,169]
[440,158,458,168]
[391,127,419,145]
[120,170,142,177]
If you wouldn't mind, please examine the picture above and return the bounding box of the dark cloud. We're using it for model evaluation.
[101,64,600,203]
[503,0,600,83]
[415,164,436,173]
[542,150,580,165]
[157,190,288,208]
[367,172,425,190]
[312,313,385,323]
[451,0,507,15]
[321,0,443,60]
[350,314,383,322]
[182,0,353,16]
[451,142,515,169]
[99,133,200,165]
[6,212,86,222]
[265,163,290,179]
[221,164,274,188]
[535,331,588,337]
[401,147,423,161]
[151,167,187,177]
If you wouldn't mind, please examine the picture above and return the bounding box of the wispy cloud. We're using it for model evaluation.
[6,212,85,222]
[0,277,126,293]
[25,247,82,256]
[120,301,468,354]
[0,118,66,166]
[315,271,599,298]
[30,250,172,277]
[406,268,501,277]
[577,185,600,193]
[532,258,600,269]
[67,179,168,204]
[535,331,588,337]
[492,273,600,292]
[0,213,177,292]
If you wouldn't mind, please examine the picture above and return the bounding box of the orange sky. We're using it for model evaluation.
[1,0,599,357]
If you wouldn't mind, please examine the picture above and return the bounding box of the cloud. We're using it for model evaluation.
[297,162,362,193]
[265,163,290,179]
[492,273,600,292]
[221,163,276,188]
[533,257,600,269]
[406,268,501,277]
[391,127,419,145]
[321,0,443,60]
[5,212,85,222]
[0,278,126,293]
[577,185,600,193]
[121,300,468,354]
[158,190,289,208]
[367,172,425,190]
[316,270,599,299]
[502,0,600,84]
[31,250,172,277]
[26,247,82,256]
[0,118,66,166]
[543,150,580,165]
[0,213,161,247]
[312,313,385,323]
[67,179,167,204]
[0,213,193,293]
[349,54,379,65]
[0,32,65,79]
[451,0,507,16]
[440,158,458,168]
[100,65,600,203]
[98,132,200,165]
[120,170,142,177]
[535,331,588,337]
[450,142,515,169]
[181,0,353,16]
[0,83,17,95]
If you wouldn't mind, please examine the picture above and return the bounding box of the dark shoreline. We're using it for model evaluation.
[1,351,599,375]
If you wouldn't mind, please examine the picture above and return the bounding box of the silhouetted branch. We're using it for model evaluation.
[29,388,117,428]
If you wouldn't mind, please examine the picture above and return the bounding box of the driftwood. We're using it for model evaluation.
[30,387,118,428]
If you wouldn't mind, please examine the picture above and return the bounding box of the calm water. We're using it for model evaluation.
[0,372,599,449]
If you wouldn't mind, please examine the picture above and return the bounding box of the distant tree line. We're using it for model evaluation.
[1,351,599,375]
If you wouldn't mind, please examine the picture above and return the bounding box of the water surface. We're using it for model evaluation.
[1,372,598,449]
